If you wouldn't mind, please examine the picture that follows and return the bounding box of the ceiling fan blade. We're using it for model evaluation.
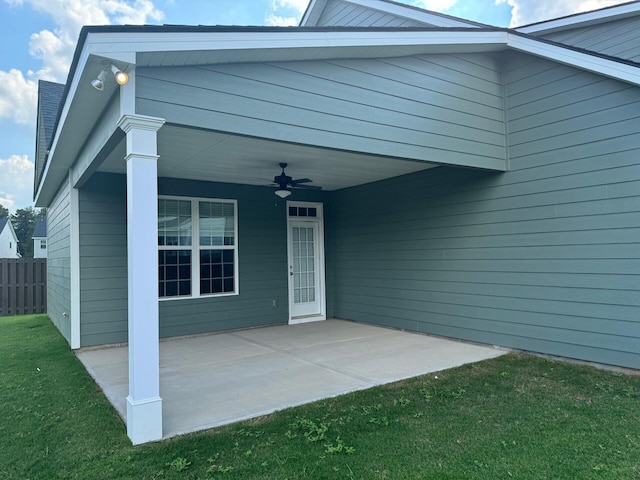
[294,184,323,190]
[291,178,312,185]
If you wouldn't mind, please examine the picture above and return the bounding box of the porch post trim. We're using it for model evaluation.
[119,113,165,445]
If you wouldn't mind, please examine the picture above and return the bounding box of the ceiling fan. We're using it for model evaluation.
[272,163,322,198]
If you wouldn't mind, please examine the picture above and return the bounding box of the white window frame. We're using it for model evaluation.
[158,195,239,301]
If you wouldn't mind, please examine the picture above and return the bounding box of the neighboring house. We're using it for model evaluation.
[0,218,20,258]
[32,218,47,258]
[33,0,640,444]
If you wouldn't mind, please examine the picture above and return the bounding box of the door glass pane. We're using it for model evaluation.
[292,226,315,305]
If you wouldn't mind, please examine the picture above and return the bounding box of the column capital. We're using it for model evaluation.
[117,114,165,134]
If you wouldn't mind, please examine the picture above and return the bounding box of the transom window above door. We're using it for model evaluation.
[158,197,238,299]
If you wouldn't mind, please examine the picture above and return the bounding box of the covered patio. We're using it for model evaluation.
[77,319,505,439]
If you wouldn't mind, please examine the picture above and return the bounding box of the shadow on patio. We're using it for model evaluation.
[77,319,506,439]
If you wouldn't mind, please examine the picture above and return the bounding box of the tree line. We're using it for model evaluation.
[0,204,46,258]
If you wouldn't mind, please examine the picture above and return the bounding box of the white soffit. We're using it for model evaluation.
[517,2,640,35]
[86,30,509,67]
[86,29,640,87]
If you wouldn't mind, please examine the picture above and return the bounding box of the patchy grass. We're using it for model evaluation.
[1,314,639,479]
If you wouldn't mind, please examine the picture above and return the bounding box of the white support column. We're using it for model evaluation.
[117,114,165,445]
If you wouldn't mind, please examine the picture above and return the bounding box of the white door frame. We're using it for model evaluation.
[287,201,326,324]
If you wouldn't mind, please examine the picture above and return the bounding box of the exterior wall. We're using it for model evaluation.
[0,223,19,258]
[78,174,128,346]
[46,178,72,342]
[158,179,329,338]
[330,53,640,369]
[136,53,506,170]
[78,172,331,346]
[541,16,640,62]
[33,238,47,258]
[316,0,428,27]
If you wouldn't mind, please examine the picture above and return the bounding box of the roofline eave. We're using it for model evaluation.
[517,1,640,35]
[35,26,640,206]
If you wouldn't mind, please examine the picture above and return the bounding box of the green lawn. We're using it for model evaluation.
[1,314,639,479]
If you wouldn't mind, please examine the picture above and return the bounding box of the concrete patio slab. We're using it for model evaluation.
[76,319,506,439]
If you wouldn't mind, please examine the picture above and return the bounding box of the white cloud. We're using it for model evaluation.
[413,0,459,11]
[0,69,38,125]
[271,0,308,13]
[0,0,165,207]
[0,155,34,210]
[19,0,164,83]
[494,0,626,27]
[265,14,299,26]
[266,0,306,25]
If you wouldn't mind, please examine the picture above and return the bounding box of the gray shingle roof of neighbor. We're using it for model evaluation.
[38,80,65,148]
[32,218,47,238]
[0,218,7,234]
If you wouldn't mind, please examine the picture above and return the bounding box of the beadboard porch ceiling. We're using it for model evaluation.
[97,124,437,191]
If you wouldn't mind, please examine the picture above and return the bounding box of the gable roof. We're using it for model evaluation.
[0,218,18,242]
[38,81,66,148]
[34,3,640,207]
[34,80,65,201]
[32,218,47,238]
[301,0,488,27]
[517,1,640,35]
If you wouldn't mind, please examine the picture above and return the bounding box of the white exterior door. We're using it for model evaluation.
[287,202,326,323]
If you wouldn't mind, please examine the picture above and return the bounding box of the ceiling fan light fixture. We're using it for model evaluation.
[275,188,291,199]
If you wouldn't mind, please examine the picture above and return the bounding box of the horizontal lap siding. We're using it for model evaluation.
[541,17,640,62]
[136,54,506,170]
[317,1,427,27]
[331,54,640,368]
[79,174,128,346]
[47,178,71,342]
[157,179,327,337]
[78,173,328,345]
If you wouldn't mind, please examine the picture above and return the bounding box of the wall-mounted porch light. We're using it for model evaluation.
[90,70,107,91]
[91,63,129,90]
[111,64,129,85]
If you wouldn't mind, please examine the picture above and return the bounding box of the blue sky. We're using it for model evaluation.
[0,0,627,212]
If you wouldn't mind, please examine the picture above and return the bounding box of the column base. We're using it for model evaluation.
[126,395,163,444]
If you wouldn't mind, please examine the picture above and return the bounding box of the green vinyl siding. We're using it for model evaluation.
[78,174,128,346]
[77,172,331,346]
[46,177,72,342]
[541,16,640,62]
[330,53,640,369]
[316,0,427,27]
[136,53,506,171]
[157,178,329,337]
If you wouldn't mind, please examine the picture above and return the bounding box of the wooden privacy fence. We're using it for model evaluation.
[0,258,47,316]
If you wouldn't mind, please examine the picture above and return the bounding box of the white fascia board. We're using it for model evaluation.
[87,30,508,58]
[517,2,640,35]
[507,33,640,87]
[343,0,483,27]
[34,41,133,206]
[34,44,92,206]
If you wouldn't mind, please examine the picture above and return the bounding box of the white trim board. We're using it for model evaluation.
[517,2,640,35]
[506,33,640,87]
